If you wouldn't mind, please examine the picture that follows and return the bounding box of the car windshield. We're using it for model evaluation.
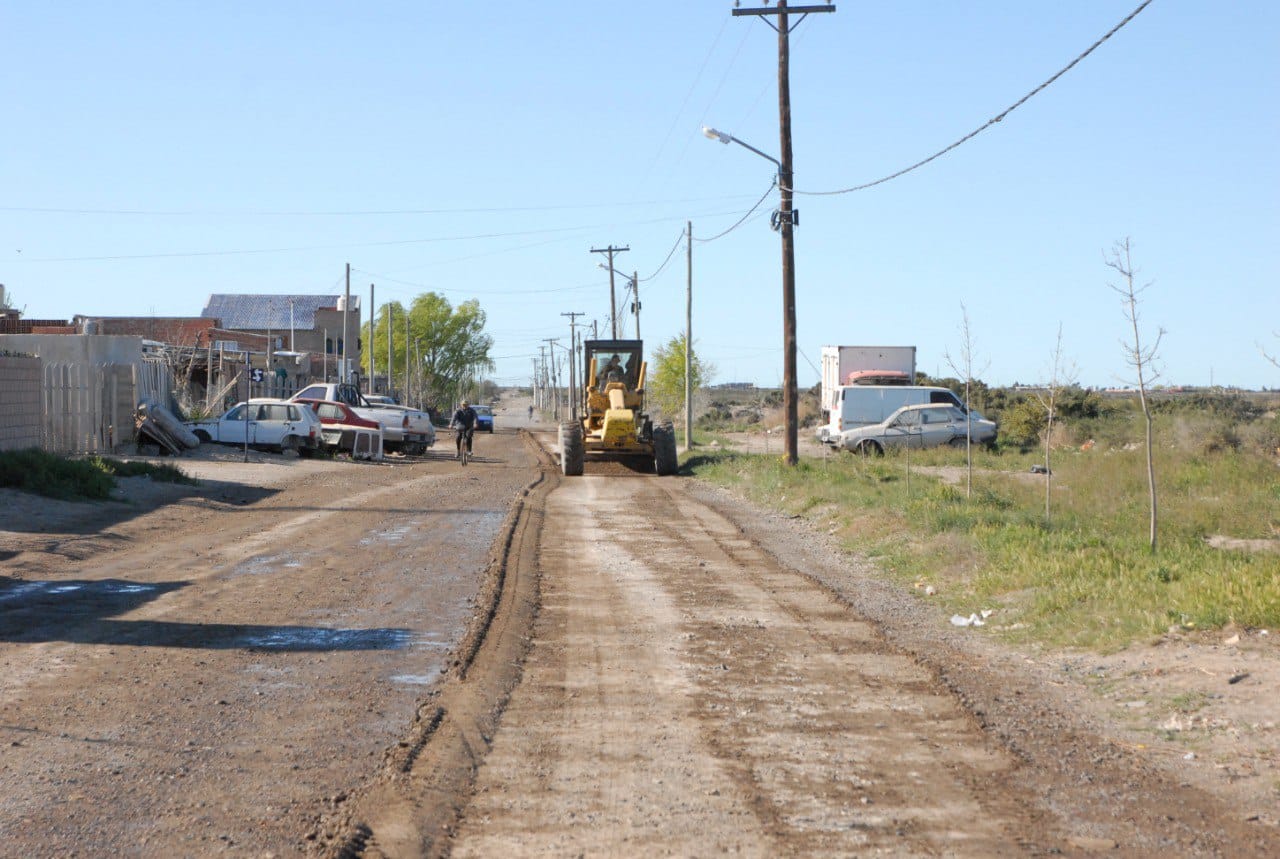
[474,406,492,416]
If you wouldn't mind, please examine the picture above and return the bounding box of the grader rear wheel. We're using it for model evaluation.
[559,422,584,476]
[653,422,678,476]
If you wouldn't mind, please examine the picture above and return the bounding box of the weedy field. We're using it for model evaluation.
[687,394,1280,651]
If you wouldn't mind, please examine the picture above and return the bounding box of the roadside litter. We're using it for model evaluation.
[950,610,995,628]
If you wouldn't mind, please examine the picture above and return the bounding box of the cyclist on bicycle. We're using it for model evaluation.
[451,400,478,459]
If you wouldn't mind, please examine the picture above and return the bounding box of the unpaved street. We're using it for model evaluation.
[449,465,1034,855]
[1,432,539,856]
[4,420,1278,857]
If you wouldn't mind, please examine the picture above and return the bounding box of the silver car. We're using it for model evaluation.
[839,404,996,455]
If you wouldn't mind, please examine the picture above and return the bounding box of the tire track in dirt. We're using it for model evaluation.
[447,472,1046,856]
[315,431,556,857]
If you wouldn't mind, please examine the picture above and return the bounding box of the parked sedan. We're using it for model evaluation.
[187,399,322,455]
[839,404,997,455]
[473,404,494,433]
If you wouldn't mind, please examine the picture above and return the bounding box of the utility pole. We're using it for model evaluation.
[369,283,375,394]
[590,245,629,338]
[631,271,641,340]
[543,338,560,421]
[342,263,351,384]
[404,310,409,402]
[732,0,835,466]
[538,345,548,413]
[561,312,585,420]
[685,220,694,451]
[386,302,393,397]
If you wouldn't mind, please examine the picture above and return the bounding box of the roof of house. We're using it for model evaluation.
[201,294,359,331]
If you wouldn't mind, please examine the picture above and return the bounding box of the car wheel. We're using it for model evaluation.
[858,440,883,456]
[948,436,968,449]
[193,429,212,443]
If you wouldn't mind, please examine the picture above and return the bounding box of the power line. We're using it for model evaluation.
[351,268,603,297]
[0,192,761,218]
[796,0,1156,197]
[636,16,731,194]
[693,178,777,243]
[21,204,762,263]
[639,229,687,283]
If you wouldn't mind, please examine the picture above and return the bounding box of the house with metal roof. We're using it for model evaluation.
[202,292,360,353]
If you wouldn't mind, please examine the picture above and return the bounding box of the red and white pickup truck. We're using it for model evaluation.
[290,383,435,455]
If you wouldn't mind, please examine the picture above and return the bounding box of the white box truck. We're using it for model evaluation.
[816,345,968,445]
[819,345,917,420]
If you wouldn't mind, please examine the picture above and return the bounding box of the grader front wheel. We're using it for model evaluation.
[559,422,585,476]
[653,422,678,476]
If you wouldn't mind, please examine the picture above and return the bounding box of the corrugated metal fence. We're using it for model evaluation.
[40,358,174,454]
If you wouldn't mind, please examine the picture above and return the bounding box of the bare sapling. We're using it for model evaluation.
[1030,324,1077,524]
[1105,237,1165,552]
[1261,331,1280,370]
[944,302,989,499]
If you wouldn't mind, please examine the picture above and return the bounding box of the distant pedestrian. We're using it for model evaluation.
[528,404,534,421]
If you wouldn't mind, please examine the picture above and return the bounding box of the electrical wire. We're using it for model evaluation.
[639,229,687,282]
[635,16,730,194]
[693,178,777,243]
[0,192,761,218]
[796,0,1156,197]
[351,268,603,298]
[23,204,761,263]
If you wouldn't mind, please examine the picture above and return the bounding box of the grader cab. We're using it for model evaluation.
[558,339,678,476]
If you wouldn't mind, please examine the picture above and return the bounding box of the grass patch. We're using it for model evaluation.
[686,440,1280,651]
[0,449,196,501]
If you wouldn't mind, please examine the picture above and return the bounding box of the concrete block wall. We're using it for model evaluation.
[0,355,44,451]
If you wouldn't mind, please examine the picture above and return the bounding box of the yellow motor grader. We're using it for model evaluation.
[558,339,678,476]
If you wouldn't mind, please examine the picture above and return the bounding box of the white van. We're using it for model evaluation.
[817,385,965,444]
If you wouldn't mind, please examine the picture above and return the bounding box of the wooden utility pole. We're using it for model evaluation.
[632,271,641,340]
[561,312,585,420]
[685,221,693,451]
[590,245,629,338]
[404,310,410,402]
[732,0,835,466]
[543,338,561,421]
[368,283,375,394]
[342,263,351,384]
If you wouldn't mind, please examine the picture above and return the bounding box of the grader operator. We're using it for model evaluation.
[558,339,678,476]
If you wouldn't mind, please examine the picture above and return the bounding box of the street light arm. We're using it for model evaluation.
[701,125,781,170]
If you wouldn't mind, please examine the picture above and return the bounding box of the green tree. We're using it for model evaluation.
[649,334,713,420]
[364,293,493,409]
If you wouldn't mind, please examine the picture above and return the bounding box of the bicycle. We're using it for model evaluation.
[453,425,475,465]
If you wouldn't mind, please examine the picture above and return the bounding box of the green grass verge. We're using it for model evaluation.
[0,449,196,501]
[685,443,1280,651]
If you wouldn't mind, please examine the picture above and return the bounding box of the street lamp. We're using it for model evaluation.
[701,126,782,174]
[702,124,800,466]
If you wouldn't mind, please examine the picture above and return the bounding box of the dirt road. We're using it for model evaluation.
[4,416,1277,856]
[0,432,539,856]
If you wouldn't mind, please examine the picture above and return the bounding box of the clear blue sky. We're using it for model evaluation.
[4,2,1277,389]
